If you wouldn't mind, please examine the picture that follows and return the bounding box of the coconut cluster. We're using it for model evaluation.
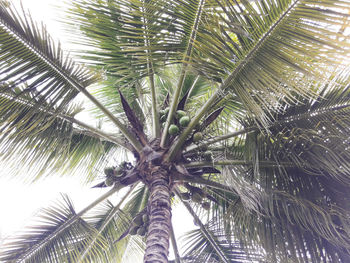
[159,108,191,136]
[104,161,133,186]
[129,212,150,237]
[181,186,211,211]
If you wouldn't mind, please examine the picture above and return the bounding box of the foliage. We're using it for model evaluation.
[1,0,350,262]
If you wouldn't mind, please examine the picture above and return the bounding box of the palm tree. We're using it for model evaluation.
[1,0,350,262]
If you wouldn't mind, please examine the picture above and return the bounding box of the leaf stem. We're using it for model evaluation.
[184,160,294,168]
[185,127,255,153]
[78,184,137,262]
[141,2,160,138]
[170,222,181,263]
[160,0,206,147]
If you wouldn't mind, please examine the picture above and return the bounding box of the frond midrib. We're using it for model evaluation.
[0,92,130,150]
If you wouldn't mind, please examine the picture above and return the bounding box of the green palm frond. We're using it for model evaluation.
[0,2,143,153]
[194,69,350,154]
[79,185,142,263]
[193,0,350,124]
[123,184,149,217]
[177,191,264,263]
[0,86,124,181]
[168,0,350,158]
[82,201,131,262]
[179,220,264,263]
[213,164,350,262]
[0,2,98,113]
[0,3,133,179]
[67,0,186,86]
[0,194,107,263]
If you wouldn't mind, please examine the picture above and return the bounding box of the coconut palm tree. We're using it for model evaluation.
[1,0,350,262]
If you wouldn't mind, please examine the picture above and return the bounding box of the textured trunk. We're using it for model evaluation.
[143,167,172,263]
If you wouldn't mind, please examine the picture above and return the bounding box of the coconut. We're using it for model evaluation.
[160,114,167,122]
[105,176,115,186]
[114,166,123,176]
[179,116,190,127]
[142,214,149,223]
[104,167,114,177]
[176,110,186,119]
[181,192,191,201]
[193,132,203,142]
[203,151,213,161]
[191,192,203,203]
[164,107,170,115]
[129,226,139,235]
[202,202,210,210]
[193,187,206,198]
[137,226,147,236]
[168,124,179,135]
[199,143,208,151]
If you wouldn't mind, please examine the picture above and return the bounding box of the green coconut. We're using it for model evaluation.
[104,167,114,177]
[168,124,179,135]
[129,226,139,235]
[181,192,191,201]
[193,187,206,198]
[142,214,149,223]
[202,202,211,210]
[132,215,143,226]
[203,151,213,161]
[137,226,147,236]
[176,110,186,119]
[105,176,115,186]
[199,143,208,151]
[160,114,167,122]
[193,132,203,142]
[191,192,203,203]
[164,107,170,115]
[115,166,123,176]
[179,116,190,127]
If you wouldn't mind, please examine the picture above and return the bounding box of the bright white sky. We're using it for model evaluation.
[0,0,194,258]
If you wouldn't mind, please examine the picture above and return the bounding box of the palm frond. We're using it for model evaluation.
[78,204,130,262]
[66,0,187,86]
[189,69,350,154]
[0,86,124,181]
[179,220,264,263]
[0,2,143,152]
[211,164,350,262]
[160,0,207,146]
[168,0,350,159]
[194,0,350,125]
[177,190,263,263]
[0,2,98,115]
[0,194,107,263]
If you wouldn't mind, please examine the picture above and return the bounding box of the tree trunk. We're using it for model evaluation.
[144,166,172,263]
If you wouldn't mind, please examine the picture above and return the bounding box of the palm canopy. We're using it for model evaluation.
[1,0,350,262]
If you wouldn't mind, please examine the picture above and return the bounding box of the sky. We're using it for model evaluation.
[0,0,195,258]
